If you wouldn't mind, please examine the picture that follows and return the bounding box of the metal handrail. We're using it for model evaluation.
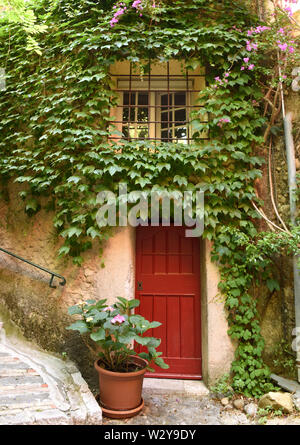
[0,247,66,288]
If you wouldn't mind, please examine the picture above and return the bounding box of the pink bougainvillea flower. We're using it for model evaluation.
[243,57,249,63]
[246,41,258,52]
[254,26,270,33]
[132,0,142,8]
[110,4,127,27]
[248,64,255,70]
[110,17,118,26]
[288,46,295,53]
[278,42,288,51]
[240,66,245,71]
[217,117,230,127]
[284,6,293,16]
[111,314,126,324]
[246,41,252,51]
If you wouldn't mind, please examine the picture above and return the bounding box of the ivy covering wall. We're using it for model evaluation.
[0,0,299,396]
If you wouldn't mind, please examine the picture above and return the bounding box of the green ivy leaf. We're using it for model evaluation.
[61,227,83,238]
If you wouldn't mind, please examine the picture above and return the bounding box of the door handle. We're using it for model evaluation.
[137,281,143,291]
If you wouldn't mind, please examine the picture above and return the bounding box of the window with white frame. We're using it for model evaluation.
[109,61,206,144]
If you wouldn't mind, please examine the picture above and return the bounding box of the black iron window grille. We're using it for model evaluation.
[109,61,207,144]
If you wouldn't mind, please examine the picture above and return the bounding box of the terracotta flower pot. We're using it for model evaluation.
[94,355,148,418]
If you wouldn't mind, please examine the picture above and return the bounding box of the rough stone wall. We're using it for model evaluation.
[257,85,300,379]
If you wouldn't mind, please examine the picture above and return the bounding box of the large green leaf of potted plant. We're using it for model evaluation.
[66,297,169,418]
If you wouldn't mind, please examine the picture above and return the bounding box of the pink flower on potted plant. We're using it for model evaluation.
[111,314,126,324]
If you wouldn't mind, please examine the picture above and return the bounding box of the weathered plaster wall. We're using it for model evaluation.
[201,240,235,385]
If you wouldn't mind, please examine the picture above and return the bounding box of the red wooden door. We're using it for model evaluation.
[135,225,202,379]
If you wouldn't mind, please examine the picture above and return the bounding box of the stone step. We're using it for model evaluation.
[0,408,70,425]
[0,356,20,364]
[0,398,55,412]
[0,383,49,395]
[0,391,51,406]
[0,368,39,377]
[0,361,31,370]
[0,375,44,386]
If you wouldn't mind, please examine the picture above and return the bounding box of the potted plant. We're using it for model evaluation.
[66,297,169,419]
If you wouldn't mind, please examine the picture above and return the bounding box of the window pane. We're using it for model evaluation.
[137,125,149,139]
[174,92,186,106]
[122,108,129,121]
[123,93,129,106]
[124,92,135,106]
[161,111,172,129]
[175,127,187,140]
[161,94,172,107]
[175,109,186,123]
[138,93,148,105]
[129,126,135,139]
[161,129,172,142]
[137,107,149,122]
[123,107,135,122]
[131,107,135,122]
[122,125,129,138]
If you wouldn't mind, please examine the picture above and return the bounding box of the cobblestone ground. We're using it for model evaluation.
[101,390,245,425]
[101,389,300,426]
